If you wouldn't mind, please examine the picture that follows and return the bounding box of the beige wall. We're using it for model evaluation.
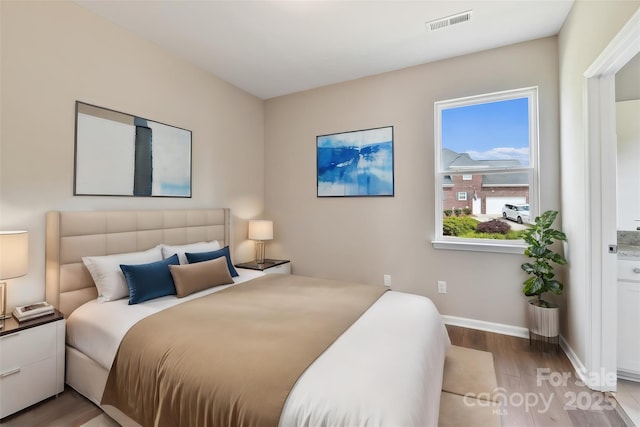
[558,0,640,363]
[265,37,560,328]
[4,0,636,344]
[0,1,265,309]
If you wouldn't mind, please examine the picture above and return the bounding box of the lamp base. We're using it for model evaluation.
[0,310,10,332]
[255,240,266,265]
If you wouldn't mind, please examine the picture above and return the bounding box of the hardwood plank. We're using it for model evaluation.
[603,405,628,427]
[566,407,626,427]
[486,330,523,377]
[445,324,464,346]
[496,372,536,427]
[0,388,101,427]
[461,327,489,351]
[521,370,575,427]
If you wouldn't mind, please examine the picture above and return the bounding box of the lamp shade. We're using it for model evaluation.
[248,220,273,241]
[0,231,29,279]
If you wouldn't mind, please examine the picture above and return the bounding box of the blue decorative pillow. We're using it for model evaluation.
[185,246,239,277]
[120,254,179,304]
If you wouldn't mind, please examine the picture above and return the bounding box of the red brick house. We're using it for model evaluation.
[442,149,529,215]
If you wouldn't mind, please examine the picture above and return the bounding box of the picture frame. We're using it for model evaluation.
[317,126,394,197]
[74,101,192,198]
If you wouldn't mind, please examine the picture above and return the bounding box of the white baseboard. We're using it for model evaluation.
[559,335,590,386]
[617,369,640,382]
[560,336,622,392]
[442,315,529,339]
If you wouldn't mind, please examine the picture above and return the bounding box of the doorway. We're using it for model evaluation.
[584,9,640,393]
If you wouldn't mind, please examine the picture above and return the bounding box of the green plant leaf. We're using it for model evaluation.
[521,262,535,273]
[549,229,567,242]
[523,276,546,296]
[550,253,567,265]
[546,280,563,294]
[521,210,567,300]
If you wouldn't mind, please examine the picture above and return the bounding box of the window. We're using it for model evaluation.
[433,87,539,253]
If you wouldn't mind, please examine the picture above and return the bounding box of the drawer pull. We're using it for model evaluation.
[0,368,21,378]
[634,268,640,274]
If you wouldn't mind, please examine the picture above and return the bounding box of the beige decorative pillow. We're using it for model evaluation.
[169,256,234,298]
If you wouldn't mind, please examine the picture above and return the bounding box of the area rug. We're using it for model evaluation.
[439,345,502,427]
[80,413,120,427]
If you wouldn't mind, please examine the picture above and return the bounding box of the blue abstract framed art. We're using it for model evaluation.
[317,126,394,197]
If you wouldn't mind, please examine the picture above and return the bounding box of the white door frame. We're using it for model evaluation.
[583,9,640,391]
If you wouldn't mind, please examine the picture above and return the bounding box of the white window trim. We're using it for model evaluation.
[432,86,539,254]
[432,239,527,254]
[457,191,468,201]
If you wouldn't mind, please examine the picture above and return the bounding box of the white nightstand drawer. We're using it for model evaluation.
[0,314,64,419]
[265,263,291,275]
[0,356,57,418]
[0,322,57,371]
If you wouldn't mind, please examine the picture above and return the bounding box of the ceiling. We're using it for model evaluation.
[75,0,575,100]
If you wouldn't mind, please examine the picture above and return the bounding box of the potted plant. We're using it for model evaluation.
[521,210,567,340]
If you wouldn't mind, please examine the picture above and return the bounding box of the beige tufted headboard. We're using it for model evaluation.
[45,209,230,317]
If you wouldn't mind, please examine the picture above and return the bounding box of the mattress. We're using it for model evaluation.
[66,271,450,427]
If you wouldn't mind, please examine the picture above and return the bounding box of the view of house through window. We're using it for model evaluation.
[434,87,538,247]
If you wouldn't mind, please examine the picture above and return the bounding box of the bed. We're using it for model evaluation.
[45,208,450,427]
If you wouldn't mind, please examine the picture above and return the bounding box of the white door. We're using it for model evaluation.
[472,196,481,215]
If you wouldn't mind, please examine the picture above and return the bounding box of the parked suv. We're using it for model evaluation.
[502,203,529,224]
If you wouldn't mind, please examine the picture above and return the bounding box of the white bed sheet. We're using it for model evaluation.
[66,272,450,427]
[66,268,265,369]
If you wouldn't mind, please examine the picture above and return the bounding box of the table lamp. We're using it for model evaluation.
[248,220,273,264]
[0,231,29,321]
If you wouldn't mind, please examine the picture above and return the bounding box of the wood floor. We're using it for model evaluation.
[446,325,628,427]
[0,387,101,427]
[0,326,630,426]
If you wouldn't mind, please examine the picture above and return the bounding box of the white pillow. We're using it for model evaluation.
[160,240,221,265]
[83,246,163,302]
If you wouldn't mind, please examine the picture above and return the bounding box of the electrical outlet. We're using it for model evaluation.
[383,275,391,287]
[437,280,447,294]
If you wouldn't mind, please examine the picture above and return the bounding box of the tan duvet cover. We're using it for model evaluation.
[101,274,388,427]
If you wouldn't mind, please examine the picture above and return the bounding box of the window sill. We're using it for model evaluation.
[432,239,526,254]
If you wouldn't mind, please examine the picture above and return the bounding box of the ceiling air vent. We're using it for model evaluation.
[426,10,473,32]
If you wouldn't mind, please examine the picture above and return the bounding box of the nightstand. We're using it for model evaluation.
[235,259,291,275]
[0,310,65,419]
